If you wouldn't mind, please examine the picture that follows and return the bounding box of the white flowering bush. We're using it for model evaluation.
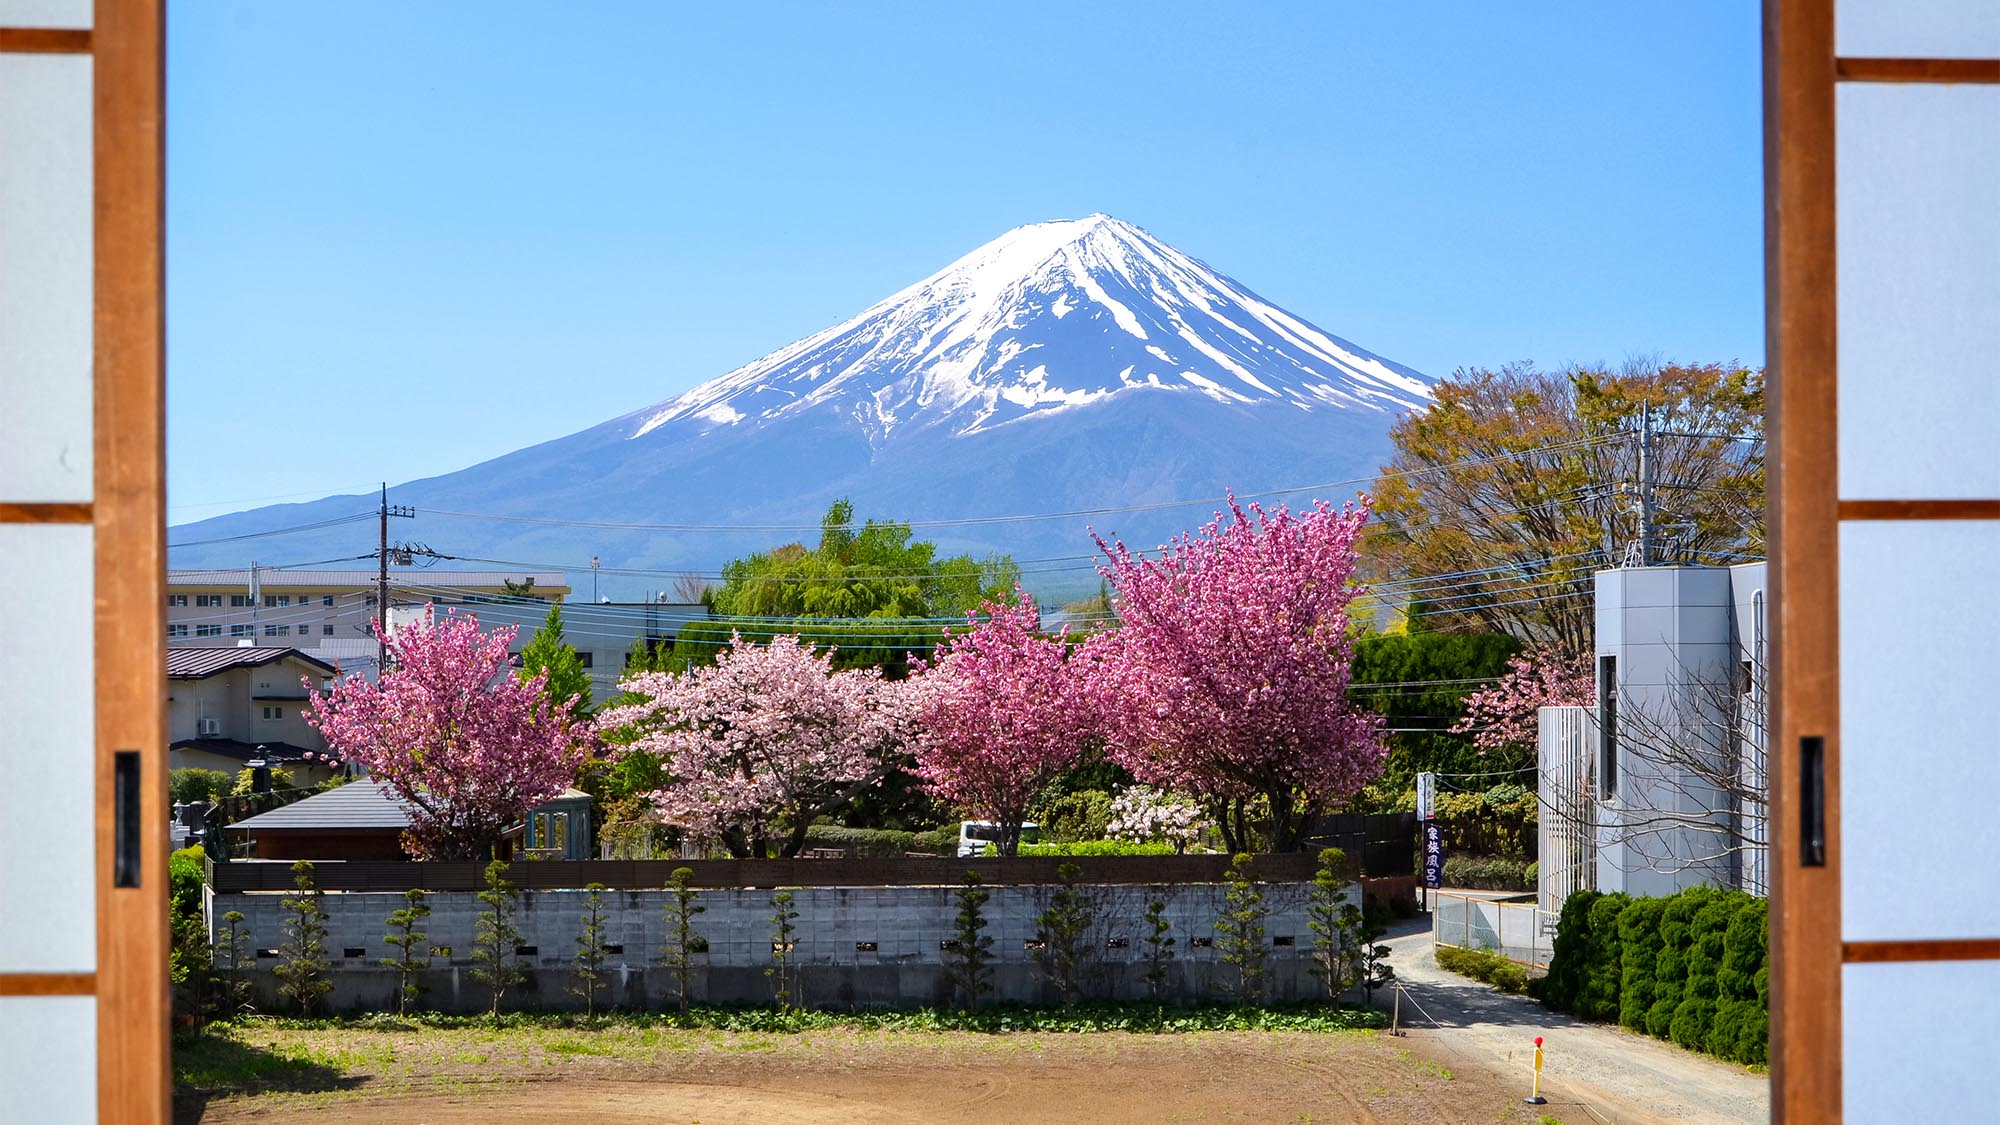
[1106,785,1210,853]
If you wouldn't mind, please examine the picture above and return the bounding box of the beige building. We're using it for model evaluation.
[165,568,569,676]
[166,647,343,786]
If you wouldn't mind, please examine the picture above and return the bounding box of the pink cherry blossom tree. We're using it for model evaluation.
[305,609,589,860]
[1449,645,1594,753]
[1088,495,1387,852]
[909,594,1095,856]
[594,633,919,859]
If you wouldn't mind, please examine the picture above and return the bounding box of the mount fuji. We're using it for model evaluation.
[170,215,1433,599]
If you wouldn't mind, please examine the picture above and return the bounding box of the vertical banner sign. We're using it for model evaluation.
[1423,821,1445,889]
[1416,771,1436,821]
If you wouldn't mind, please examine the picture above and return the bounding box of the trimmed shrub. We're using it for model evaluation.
[1578,894,1632,1022]
[802,825,919,858]
[1669,896,1740,1050]
[1617,897,1668,1032]
[1020,840,1177,857]
[1435,945,1528,994]
[1441,854,1533,891]
[1538,890,1600,1014]
[1709,897,1769,1064]
[1646,886,1717,1038]
[1525,860,1538,887]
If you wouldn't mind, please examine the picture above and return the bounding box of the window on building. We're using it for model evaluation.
[166,594,186,607]
[265,624,288,637]
[196,624,222,638]
[262,706,284,721]
[577,651,593,669]
[322,623,335,636]
[196,594,222,608]
[230,624,252,637]
[322,595,334,607]
[231,594,252,607]
[1598,654,1619,799]
[167,624,187,637]
[365,595,377,607]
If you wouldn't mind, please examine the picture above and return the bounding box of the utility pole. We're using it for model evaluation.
[1622,407,1657,569]
[591,555,600,603]
[376,483,417,674]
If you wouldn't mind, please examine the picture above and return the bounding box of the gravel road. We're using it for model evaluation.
[1382,921,1770,1125]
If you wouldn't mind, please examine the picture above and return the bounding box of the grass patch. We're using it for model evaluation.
[1435,945,1530,994]
[235,1000,1389,1036]
[172,1030,362,1094]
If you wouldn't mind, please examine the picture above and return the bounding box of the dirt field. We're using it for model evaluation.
[177,1024,1573,1124]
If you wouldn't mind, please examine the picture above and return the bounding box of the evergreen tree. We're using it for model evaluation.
[1214,854,1269,1005]
[471,859,524,1017]
[217,909,255,1019]
[571,882,612,1017]
[380,889,431,1017]
[519,602,593,714]
[943,870,994,1010]
[1307,848,1355,1002]
[1032,862,1096,1009]
[766,890,800,1012]
[660,867,706,1016]
[1140,893,1177,1005]
[274,860,333,1016]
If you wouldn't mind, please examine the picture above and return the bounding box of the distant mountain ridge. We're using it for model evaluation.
[170,216,1433,601]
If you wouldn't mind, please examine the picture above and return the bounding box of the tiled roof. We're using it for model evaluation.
[230,779,413,830]
[169,568,569,590]
[170,738,320,764]
[167,646,338,680]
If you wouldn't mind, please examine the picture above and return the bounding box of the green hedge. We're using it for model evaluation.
[802,825,953,857]
[1435,945,1528,993]
[1441,855,1533,891]
[1541,886,1768,1066]
[1019,840,1178,857]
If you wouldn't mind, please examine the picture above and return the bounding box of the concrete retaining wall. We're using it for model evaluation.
[208,879,1353,1012]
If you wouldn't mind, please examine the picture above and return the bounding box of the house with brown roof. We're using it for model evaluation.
[228,778,594,862]
[167,646,342,786]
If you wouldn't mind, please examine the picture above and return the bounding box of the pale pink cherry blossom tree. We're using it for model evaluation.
[305,609,589,860]
[593,633,919,859]
[1088,495,1388,853]
[1106,785,1210,853]
[909,593,1096,857]
[1449,646,1594,754]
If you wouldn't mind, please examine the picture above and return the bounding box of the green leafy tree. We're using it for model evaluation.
[274,860,332,1016]
[767,890,800,1012]
[471,859,524,1017]
[1348,631,1522,804]
[1367,361,1764,657]
[943,870,994,1010]
[661,867,706,1015]
[1140,894,1177,1004]
[709,499,1019,622]
[170,767,234,806]
[571,882,612,1016]
[169,910,215,1030]
[1352,910,1394,1004]
[380,889,432,1017]
[1214,854,1269,1005]
[518,602,593,714]
[1033,862,1096,1009]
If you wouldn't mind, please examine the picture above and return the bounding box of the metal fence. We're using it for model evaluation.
[1431,891,1559,969]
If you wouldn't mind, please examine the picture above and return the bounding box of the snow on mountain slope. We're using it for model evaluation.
[167,215,1433,597]
[630,214,1430,446]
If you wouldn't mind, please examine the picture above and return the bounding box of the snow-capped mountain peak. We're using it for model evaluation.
[631,215,1431,446]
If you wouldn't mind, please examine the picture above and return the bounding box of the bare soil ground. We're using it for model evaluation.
[178,1024,1577,1124]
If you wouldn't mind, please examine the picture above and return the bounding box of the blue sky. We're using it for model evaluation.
[168,2,1764,525]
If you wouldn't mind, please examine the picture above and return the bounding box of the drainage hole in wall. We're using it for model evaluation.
[855,941,878,953]
[1190,937,1213,949]
[514,945,538,956]
[1105,938,1129,949]
[342,947,366,958]
[1272,936,1295,947]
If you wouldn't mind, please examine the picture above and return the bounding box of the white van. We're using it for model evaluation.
[957,820,1041,857]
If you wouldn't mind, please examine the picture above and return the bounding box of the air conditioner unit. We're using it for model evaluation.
[197,718,221,737]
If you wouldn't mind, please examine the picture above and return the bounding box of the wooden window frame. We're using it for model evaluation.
[1766,1,2000,1120]
[0,1,166,1120]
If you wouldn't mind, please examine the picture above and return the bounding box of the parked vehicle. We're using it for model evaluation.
[957,820,1041,857]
